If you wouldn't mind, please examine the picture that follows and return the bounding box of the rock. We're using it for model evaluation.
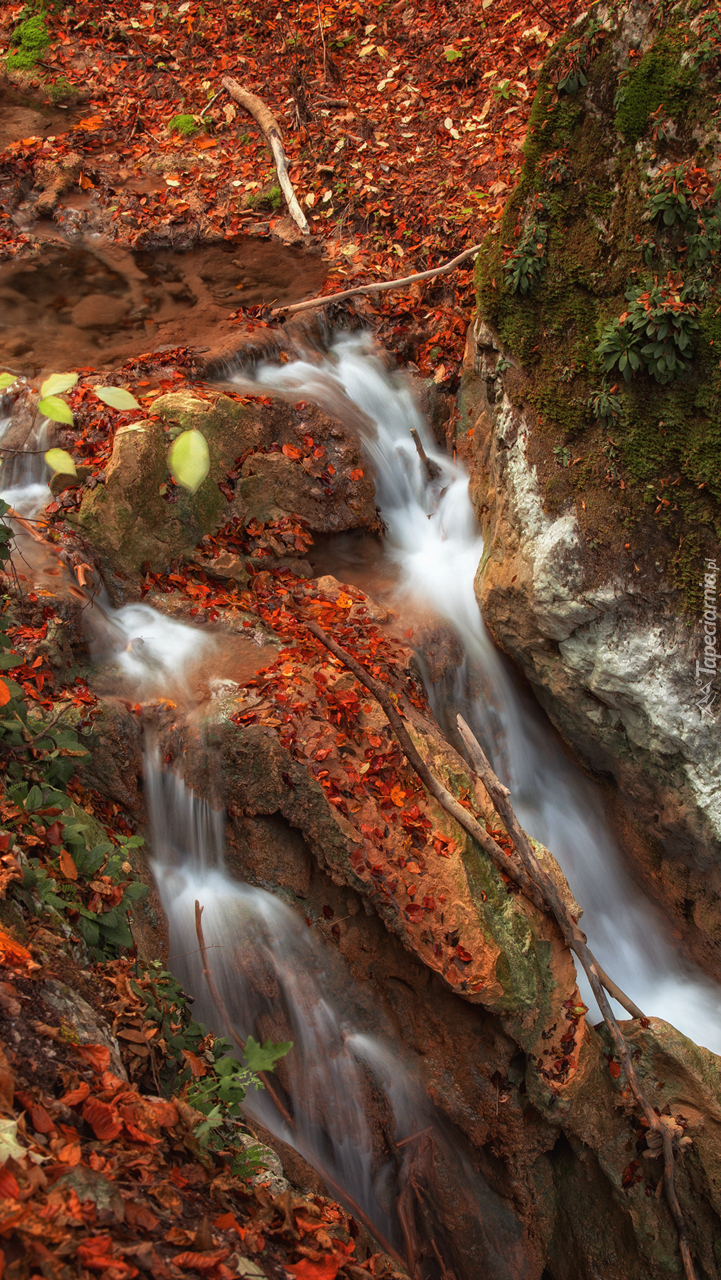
[41,978,127,1079]
[70,294,130,329]
[75,394,377,590]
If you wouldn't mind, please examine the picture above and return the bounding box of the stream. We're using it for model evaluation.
[2,331,720,1275]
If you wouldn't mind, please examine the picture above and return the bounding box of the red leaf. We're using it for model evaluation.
[608,1060,621,1079]
[45,821,64,846]
[82,1097,123,1140]
[172,1249,230,1270]
[282,443,302,460]
[60,1081,91,1106]
[0,681,10,708]
[286,1258,340,1280]
[73,1043,111,1074]
[455,945,473,963]
[0,1168,20,1199]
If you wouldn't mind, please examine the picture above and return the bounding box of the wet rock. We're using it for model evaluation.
[75,393,376,589]
[41,978,127,1079]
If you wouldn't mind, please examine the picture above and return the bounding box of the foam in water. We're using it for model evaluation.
[246,334,721,1051]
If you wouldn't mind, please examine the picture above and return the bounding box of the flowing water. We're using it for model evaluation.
[243,333,721,1051]
[3,334,721,1271]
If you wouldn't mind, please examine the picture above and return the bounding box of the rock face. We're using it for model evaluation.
[462,0,721,975]
[75,390,377,589]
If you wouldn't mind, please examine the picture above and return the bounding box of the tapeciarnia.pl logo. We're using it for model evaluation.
[695,558,718,716]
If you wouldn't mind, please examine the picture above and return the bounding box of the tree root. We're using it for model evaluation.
[277,243,483,316]
[305,624,698,1280]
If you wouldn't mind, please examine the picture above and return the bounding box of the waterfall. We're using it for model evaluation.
[243,333,721,1052]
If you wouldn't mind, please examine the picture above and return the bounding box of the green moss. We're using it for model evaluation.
[6,14,50,70]
[168,113,200,137]
[614,32,699,143]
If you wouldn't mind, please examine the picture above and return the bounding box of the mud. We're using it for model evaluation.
[0,78,82,151]
[0,235,327,374]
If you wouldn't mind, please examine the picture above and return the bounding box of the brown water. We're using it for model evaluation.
[0,236,326,374]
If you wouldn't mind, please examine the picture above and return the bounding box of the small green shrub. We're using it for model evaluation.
[168,113,201,137]
[596,280,700,384]
[504,198,549,296]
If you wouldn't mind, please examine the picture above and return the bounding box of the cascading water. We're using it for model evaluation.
[243,333,721,1052]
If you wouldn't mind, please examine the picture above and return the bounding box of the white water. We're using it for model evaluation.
[246,334,721,1051]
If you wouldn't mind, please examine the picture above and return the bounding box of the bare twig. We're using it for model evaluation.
[410,429,442,482]
[276,243,483,316]
[221,76,309,234]
[199,88,226,119]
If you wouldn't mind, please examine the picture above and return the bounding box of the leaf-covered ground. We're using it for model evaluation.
[0,0,584,386]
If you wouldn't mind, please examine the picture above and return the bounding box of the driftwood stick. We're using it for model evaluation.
[194,900,408,1270]
[453,719,696,1280]
[277,242,483,316]
[455,716,644,1020]
[221,76,309,235]
[305,622,548,915]
[410,429,442,482]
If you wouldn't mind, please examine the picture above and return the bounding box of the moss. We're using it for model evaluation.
[614,32,700,143]
[6,14,50,70]
[168,113,200,137]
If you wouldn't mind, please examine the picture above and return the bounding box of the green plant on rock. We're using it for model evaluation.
[614,33,699,143]
[588,384,623,425]
[504,198,549,296]
[553,17,606,96]
[6,13,50,71]
[596,280,700,384]
[168,113,201,137]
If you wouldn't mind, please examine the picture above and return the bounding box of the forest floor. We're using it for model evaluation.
[0,0,583,385]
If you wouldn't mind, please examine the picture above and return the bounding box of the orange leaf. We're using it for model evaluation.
[181,1049,207,1078]
[389,784,405,807]
[73,1043,111,1073]
[349,468,363,480]
[0,681,10,708]
[145,1098,180,1128]
[82,1097,123,1140]
[173,1249,230,1270]
[213,1212,245,1237]
[286,1257,340,1280]
[0,926,31,968]
[608,1060,621,1079]
[59,849,77,881]
[0,1169,19,1199]
[282,444,302,460]
[60,1081,91,1106]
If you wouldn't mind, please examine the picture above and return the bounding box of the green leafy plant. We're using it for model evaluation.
[553,445,571,467]
[588,385,623,425]
[553,18,605,96]
[504,199,549,296]
[492,79,516,101]
[596,280,700,384]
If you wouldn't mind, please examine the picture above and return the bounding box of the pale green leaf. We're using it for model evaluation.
[38,396,74,425]
[40,372,78,398]
[168,429,209,494]
[0,373,19,391]
[44,448,77,477]
[0,1118,25,1165]
[93,386,140,411]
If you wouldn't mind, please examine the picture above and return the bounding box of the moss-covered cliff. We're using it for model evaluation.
[474,0,721,606]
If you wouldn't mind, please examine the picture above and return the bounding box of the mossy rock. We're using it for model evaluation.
[472,0,721,606]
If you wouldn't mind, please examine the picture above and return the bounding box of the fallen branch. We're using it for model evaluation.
[194,900,408,1271]
[304,626,697,1280]
[305,622,548,915]
[276,242,483,316]
[221,76,309,235]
